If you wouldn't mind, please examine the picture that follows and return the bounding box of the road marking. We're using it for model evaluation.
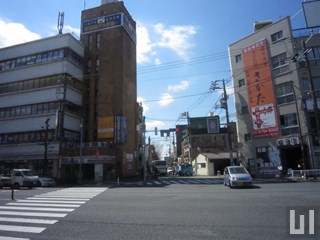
[0,206,74,212]
[17,199,86,204]
[0,224,45,233]
[0,236,29,240]
[0,217,57,224]
[29,197,90,201]
[0,211,67,217]
[7,203,81,208]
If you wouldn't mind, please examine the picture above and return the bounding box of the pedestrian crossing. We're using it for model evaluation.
[0,187,107,240]
[146,178,223,186]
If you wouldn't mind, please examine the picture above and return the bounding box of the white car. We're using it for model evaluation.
[223,166,253,188]
[38,176,56,187]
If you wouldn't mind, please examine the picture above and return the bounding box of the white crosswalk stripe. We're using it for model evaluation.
[0,187,108,239]
[147,179,223,185]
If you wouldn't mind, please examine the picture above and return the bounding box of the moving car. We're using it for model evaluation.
[223,166,253,188]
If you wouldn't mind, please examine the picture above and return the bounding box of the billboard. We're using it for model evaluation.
[82,13,122,34]
[303,1,320,29]
[207,116,220,134]
[243,39,280,138]
[97,116,114,139]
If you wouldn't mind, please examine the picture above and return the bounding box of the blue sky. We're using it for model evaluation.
[0,0,308,157]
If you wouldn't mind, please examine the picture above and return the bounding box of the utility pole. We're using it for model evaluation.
[43,118,50,175]
[302,41,320,151]
[211,80,234,166]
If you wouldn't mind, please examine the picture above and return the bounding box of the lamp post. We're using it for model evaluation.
[211,80,234,166]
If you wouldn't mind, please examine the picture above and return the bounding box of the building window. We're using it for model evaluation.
[271,52,289,76]
[241,106,249,115]
[280,113,299,136]
[271,30,283,42]
[87,58,91,73]
[244,133,251,142]
[302,77,320,99]
[276,83,294,105]
[308,47,320,66]
[88,35,92,51]
[235,54,242,63]
[198,163,206,168]
[238,79,245,87]
[96,33,101,49]
[95,57,100,72]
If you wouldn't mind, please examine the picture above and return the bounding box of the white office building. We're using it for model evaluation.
[0,33,84,177]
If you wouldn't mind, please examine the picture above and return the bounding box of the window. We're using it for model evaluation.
[308,47,320,66]
[235,54,242,63]
[199,163,206,168]
[241,106,249,115]
[238,79,245,87]
[271,52,289,76]
[271,31,283,42]
[87,58,91,73]
[244,133,251,142]
[96,33,101,49]
[302,77,320,99]
[280,113,299,136]
[276,83,294,105]
[88,35,92,51]
[96,57,100,72]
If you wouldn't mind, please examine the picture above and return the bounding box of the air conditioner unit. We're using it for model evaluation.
[277,139,286,146]
[290,137,300,145]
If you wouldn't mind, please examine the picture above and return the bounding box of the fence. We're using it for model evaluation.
[291,169,320,180]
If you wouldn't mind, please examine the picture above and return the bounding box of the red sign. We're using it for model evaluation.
[243,39,280,138]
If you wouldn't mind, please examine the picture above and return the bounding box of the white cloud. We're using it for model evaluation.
[154,23,197,59]
[146,120,165,131]
[0,18,41,48]
[167,80,190,92]
[136,22,197,64]
[159,93,174,107]
[137,22,154,64]
[137,97,150,113]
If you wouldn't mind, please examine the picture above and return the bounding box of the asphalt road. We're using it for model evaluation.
[0,179,319,240]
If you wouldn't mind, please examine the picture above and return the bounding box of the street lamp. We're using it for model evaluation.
[211,80,234,166]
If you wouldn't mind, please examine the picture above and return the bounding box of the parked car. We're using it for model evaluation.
[11,169,41,189]
[38,176,56,187]
[0,174,12,188]
[179,164,193,176]
[223,166,253,188]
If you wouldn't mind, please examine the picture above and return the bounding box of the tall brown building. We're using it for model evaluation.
[80,0,138,178]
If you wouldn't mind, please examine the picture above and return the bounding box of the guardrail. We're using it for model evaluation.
[291,169,320,180]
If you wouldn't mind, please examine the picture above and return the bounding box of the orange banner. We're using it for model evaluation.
[243,39,279,138]
[97,116,114,139]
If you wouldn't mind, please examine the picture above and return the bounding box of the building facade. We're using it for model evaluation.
[80,0,138,178]
[0,33,84,177]
[229,17,320,176]
[178,116,238,175]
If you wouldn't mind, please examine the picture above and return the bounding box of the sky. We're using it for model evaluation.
[0,0,309,157]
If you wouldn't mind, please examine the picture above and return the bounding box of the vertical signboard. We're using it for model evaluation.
[114,116,127,144]
[243,39,279,138]
[97,116,114,139]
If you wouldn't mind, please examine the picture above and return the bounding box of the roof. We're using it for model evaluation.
[199,152,237,160]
